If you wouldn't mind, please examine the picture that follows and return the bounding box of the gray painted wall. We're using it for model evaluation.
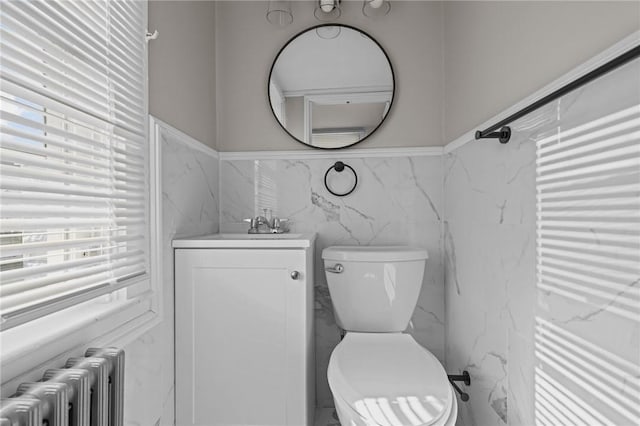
[443,1,640,143]
[149,1,639,150]
[148,0,217,149]
[215,0,444,151]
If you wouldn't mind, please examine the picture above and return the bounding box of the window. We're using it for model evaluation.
[0,0,150,330]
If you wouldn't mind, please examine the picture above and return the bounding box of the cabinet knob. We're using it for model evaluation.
[290,271,300,280]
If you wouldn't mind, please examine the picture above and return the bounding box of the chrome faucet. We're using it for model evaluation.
[244,209,289,234]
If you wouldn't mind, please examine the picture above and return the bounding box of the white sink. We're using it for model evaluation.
[172,232,316,249]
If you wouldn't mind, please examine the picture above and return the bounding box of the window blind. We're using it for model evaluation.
[0,0,148,329]
[536,67,640,322]
[534,58,640,425]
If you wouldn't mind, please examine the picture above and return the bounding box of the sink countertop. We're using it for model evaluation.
[172,232,317,249]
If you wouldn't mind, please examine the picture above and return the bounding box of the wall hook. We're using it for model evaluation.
[145,30,159,42]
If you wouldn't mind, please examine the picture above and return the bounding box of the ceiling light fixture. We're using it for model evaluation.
[314,0,341,22]
[320,0,336,13]
[266,0,293,27]
[362,0,391,18]
[266,0,391,27]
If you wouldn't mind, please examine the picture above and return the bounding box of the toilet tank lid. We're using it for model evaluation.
[322,245,428,262]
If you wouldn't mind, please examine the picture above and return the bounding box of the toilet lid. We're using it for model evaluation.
[328,333,453,426]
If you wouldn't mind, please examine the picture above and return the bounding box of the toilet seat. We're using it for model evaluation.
[328,333,454,426]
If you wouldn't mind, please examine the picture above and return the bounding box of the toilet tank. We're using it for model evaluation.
[322,246,427,333]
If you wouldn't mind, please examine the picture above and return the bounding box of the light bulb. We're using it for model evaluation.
[320,0,335,13]
[368,0,383,8]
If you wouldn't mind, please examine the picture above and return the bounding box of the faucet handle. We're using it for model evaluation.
[271,217,289,233]
[243,217,258,234]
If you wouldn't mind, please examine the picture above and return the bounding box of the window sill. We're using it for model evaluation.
[0,293,160,393]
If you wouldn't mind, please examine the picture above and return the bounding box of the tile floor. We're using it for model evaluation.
[314,408,341,426]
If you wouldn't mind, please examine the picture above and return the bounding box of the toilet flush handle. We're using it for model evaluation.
[325,264,344,274]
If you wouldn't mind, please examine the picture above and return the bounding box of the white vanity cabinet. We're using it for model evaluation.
[173,234,316,426]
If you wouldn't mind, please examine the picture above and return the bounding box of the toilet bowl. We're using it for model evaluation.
[328,333,457,426]
[322,246,457,426]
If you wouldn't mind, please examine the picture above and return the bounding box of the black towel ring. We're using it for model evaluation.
[324,161,358,197]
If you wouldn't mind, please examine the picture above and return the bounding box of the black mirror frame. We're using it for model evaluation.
[267,23,396,150]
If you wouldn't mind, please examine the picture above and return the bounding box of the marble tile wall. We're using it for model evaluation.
[444,124,537,426]
[124,120,219,425]
[219,154,445,408]
[444,57,640,426]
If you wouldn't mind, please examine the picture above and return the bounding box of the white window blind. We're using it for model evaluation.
[534,54,640,425]
[0,0,148,329]
[535,57,640,425]
[536,99,640,321]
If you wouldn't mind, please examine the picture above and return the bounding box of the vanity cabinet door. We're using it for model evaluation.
[175,248,312,426]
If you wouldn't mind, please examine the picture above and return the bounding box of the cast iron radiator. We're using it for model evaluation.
[0,347,124,426]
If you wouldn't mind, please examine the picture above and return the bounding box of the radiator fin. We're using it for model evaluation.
[65,357,109,426]
[0,397,42,426]
[85,348,125,426]
[15,382,68,426]
[42,369,91,426]
[0,347,124,426]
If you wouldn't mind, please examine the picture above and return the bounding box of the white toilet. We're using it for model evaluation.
[323,246,458,426]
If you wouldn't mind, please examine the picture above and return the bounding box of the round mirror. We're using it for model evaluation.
[268,24,395,149]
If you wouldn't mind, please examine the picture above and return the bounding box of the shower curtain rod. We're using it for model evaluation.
[475,44,640,144]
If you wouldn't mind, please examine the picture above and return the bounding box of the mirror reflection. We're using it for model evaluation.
[269,25,394,149]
